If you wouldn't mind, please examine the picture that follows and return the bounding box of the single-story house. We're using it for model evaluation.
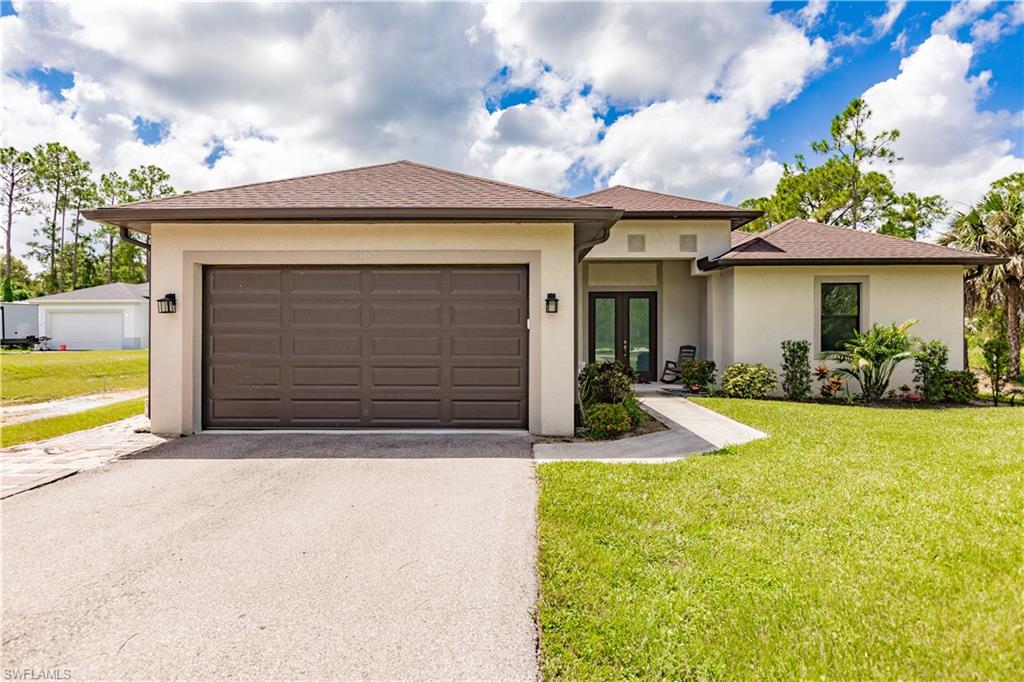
[28,282,149,350]
[84,160,1001,436]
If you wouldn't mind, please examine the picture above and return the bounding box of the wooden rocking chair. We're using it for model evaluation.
[660,345,697,383]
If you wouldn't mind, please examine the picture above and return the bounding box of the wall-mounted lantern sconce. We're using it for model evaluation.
[156,293,177,314]
[545,293,559,314]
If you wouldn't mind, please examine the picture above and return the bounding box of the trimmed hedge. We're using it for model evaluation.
[722,363,778,399]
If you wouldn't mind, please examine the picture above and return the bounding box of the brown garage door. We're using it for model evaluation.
[203,265,528,429]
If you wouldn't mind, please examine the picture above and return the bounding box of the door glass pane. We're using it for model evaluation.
[628,297,651,373]
[593,297,617,363]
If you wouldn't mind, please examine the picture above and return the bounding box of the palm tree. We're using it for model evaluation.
[940,186,1024,377]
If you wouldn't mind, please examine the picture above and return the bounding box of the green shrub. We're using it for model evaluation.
[943,371,978,404]
[780,339,812,400]
[621,392,648,428]
[913,340,949,403]
[721,363,778,399]
[678,359,716,392]
[578,361,638,407]
[828,320,917,403]
[584,403,632,439]
[981,336,1011,405]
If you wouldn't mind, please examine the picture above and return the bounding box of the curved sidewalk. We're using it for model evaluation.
[533,393,766,463]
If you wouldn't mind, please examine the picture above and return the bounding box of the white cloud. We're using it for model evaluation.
[862,34,1024,207]
[970,0,1024,45]
[480,2,827,197]
[873,1,908,35]
[931,0,996,36]
[797,0,829,29]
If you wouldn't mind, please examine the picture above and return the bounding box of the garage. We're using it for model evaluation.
[49,311,124,350]
[203,265,529,429]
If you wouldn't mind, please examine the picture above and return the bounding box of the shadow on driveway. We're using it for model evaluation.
[132,432,535,460]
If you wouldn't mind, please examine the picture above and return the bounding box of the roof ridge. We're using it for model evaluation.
[395,160,605,208]
[577,184,748,211]
[731,218,798,253]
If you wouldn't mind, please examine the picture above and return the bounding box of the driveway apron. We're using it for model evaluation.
[1,433,538,681]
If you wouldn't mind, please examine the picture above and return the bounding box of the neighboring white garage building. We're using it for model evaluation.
[29,283,149,350]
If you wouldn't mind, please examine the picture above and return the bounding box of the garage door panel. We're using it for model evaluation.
[292,269,362,294]
[451,336,523,357]
[210,334,281,356]
[369,269,444,295]
[371,336,442,356]
[291,400,361,422]
[451,400,523,422]
[291,302,362,327]
[450,302,524,328]
[370,303,442,327]
[371,400,442,420]
[451,366,522,388]
[291,336,362,357]
[209,365,281,388]
[204,265,527,429]
[292,366,360,387]
[371,366,441,387]
[210,399,283,420]
[209,303,282,326]
[449,268,526,295]
[209,269,282,294]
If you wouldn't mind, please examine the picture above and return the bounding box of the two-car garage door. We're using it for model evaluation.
[203,265,528,429]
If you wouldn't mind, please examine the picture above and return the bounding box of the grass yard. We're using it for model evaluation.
[537,399,1024,680]
[0,350,147,405]
[0,397,145,447]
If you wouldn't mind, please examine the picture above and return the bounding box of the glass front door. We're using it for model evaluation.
[588,292,657,382]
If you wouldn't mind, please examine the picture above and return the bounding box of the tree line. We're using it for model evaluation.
[742,97,1023,377]
[1,142,177,301]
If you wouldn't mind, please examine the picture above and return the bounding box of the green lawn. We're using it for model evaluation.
[0,397,145,447]
[0,350,147,405]
[537,399,1024,680]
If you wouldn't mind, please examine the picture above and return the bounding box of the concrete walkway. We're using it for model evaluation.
[1,415,169,499]
[534,391,766,463]
[1,388,148,426]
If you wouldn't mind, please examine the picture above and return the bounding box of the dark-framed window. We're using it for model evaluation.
[820,283,860,352]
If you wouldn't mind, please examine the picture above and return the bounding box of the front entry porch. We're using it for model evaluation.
[578,260,710,381]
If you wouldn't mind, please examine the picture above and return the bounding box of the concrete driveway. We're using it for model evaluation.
[1,433,538,680]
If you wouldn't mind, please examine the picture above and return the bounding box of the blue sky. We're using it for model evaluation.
[1,1,1022,260]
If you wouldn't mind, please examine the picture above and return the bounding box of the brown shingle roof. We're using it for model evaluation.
[84,160,621,229]
[576,185,761,228]
[700,218,1004,269]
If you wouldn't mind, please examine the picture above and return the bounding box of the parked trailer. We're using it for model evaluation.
[1,302,40,347]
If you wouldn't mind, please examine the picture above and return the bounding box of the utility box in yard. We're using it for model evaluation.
[1,302,40,347]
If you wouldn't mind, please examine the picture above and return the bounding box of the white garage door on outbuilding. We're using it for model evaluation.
[48,311,124,350]
[28,282,149,350]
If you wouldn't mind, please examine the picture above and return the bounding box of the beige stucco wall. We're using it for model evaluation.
[722,265,966,390]
[585,219,732,261]
[149,221,577,436]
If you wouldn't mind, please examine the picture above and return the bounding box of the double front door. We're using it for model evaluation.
[588,292,657,382]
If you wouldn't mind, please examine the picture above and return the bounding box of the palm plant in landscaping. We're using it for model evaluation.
[827,320,917,403]
[940,177,1024,377]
